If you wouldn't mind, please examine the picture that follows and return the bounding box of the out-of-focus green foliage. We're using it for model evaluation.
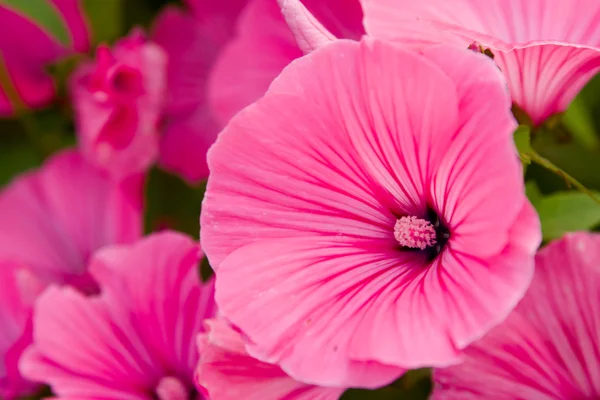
[1,0,71,45]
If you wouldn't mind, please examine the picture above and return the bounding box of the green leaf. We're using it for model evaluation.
[81,0,123,45]
[532,189,600,240]
[563,96,600,151]
[514,125,532,174]
[525,181,543,205]
[1,0,71,46]
[341,369,432,400]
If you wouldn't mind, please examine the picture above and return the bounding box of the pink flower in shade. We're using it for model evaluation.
[71,29,167,179]
[208,0,364,126]
[152,0,362,183]
[0,0,89,115]
[284,0,600,126]
[201,38,541,388]
[0,149,142,292]
[432,232,600,399]
[196,318,345,400]
[0,263,45,399]
[19,231,217,399]
[0,149,142,396]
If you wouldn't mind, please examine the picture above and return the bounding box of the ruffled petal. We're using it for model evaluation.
[196,318,345,399]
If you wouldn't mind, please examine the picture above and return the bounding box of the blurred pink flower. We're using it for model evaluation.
[0,263,44,399]
[196,318,345,400]
[71,29,167,179]
[201,38,540,388]
[0,0,90,115]
[0,149,142,398]
[20,231,217,399]
[433,232,600,399]
[284,0,600,126]
[152,0,362,183]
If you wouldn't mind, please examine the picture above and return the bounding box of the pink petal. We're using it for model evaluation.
[215,238,410,387]
[0,263,39,400]
[196,318,345,399]
[278,0,338,52]
[433,232,600,399]
[20,232,215,398]
[208,0,303,124]
[0,150,142,291]
[49,0,91,52]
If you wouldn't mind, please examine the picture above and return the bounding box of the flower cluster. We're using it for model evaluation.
[1,0,600,399]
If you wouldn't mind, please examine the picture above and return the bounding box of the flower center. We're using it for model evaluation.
[394,216,437,250]
[154,376,191,400]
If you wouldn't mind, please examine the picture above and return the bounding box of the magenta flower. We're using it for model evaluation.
[0,0,89,115]
[0,263,44,399]
[208,0,363,126]
[71,29,167,179]
[0,149,142,397]
[201,38,540,388]
[433,232,600,399]
[285,0,600,126]
[152,0,249,183]
[152,0,362,183]
[196,318,346,400]
[20,231,217,399]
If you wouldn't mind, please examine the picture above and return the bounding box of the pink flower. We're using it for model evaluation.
[432,232,600,399]
[285,0,600,126]
[19,231,217,399]
[0,0,89,115]
[0,263,44,399]
[71,29,167,179]
[0,149,142,396]
[196,318,346,400]
[201,38,540,388]
[152,0,249,183]
[208,0,364,126]
[0,149,142,292]
[152,0,362,183]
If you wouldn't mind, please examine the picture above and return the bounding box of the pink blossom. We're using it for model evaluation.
[0,149,142,396]
[432,232,600,399]
[208,0,364,126]
[71,29,167,179]
[0,0,89,115]
[201,38,540,388]
[152,0,362,183]
[285,0,600,126]
[196,318,345,400]
[19,231,217,399]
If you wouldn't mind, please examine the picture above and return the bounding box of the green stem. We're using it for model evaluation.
[526,149,600,206]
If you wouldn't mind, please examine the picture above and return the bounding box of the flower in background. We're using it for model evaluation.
[201,38,540,388]
[71,29,167,179]
[0,263,44,400]
[196,318,346,400]
[284,0,600,126]
[433,233,600,399]
[0,0,90,115]
[152,0,363,183]
[20,231,217,399]
[208,0,363,126]
[0,149,142,398]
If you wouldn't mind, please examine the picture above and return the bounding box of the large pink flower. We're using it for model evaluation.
[0,0,89,115]
[433,232,600,399]
[152,0,362,183]
[196,318,346,400]
[0,149,142,397]
[20,231,217,399]
[71,29,167,179]
[284,0,600,126]
[201,38,540,388]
